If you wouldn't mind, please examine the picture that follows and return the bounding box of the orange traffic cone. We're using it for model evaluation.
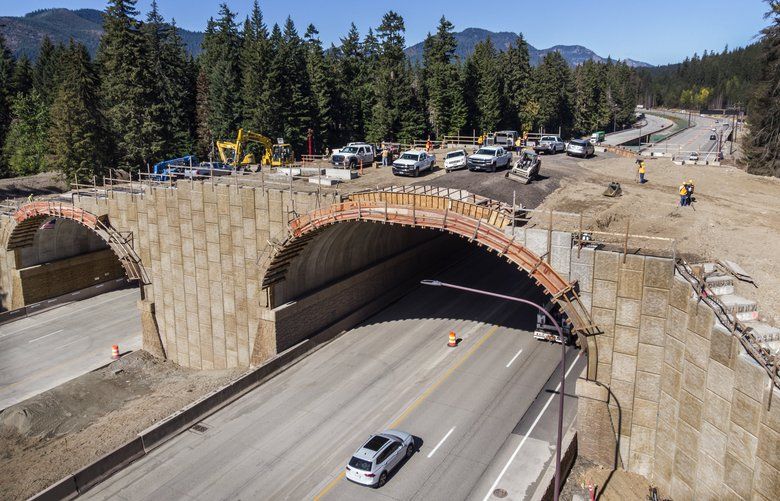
[447,331,457,348]
[111,345,120,360]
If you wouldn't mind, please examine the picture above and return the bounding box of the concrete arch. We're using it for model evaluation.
[7,201,149,287]
[264,190,600,379]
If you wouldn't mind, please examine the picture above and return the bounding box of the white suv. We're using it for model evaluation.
[345,430,414,488]
[444,149,467,172]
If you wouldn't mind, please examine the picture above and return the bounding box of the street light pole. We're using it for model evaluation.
[420,279,568,501]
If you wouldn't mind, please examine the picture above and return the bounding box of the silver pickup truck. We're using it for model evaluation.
[331,143,375,168]
[533,135,565,155]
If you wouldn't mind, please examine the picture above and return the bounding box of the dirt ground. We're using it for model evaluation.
[560,456,661,501]
[0,171,68,200]
[530,155,780,324]
[0,351,242,501]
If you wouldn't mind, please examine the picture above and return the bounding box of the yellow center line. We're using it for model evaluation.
[313,324,501,501]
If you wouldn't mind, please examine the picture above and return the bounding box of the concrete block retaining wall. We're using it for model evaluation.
[509,227,779,499]
[13,248,125,307]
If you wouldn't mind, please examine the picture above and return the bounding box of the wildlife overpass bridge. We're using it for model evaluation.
[1,180,777,500]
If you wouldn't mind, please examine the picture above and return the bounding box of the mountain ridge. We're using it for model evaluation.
[1,8,653,67]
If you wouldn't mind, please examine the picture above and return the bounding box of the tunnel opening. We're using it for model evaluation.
[261,221,576,358]
[5,216,138,310]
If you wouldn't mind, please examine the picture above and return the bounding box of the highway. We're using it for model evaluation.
[0,288,141,410]
[603,112,672,146]
[643,110,729,159]
[84,250,583,501]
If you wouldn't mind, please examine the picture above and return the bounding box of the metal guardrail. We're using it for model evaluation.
[676,260,779,396]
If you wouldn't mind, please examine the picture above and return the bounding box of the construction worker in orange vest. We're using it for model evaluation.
[679,182,688,206]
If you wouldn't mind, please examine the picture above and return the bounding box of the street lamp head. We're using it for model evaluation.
[420,279,443,287]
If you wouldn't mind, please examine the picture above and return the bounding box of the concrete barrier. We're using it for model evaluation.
[535,431,578,501]
[26,477,78,501]
[72,438,145,493]
[325,168,358,180]
[27,438,145,501]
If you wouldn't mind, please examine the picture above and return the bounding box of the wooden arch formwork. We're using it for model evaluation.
[263,188,601,380]
[7,201,149,288]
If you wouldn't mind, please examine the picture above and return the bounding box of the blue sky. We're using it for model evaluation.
[4,0,770,65]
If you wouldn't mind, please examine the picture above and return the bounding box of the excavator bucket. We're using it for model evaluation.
[506,169,531,184]
[603,181,622,197]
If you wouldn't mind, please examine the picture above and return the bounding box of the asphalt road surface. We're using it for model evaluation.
[603,113,672,146]
[643,110,728,159]
[419,149,604,209]
[84,249,583,501]
[0,288,141,410]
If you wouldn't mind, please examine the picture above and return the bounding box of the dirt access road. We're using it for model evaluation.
[531,155,780,324]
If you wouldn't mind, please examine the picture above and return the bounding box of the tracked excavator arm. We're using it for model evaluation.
[216,129,275,167]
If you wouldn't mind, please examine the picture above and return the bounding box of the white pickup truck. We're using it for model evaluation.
[392,150,435,177]
[467,146,513,172]
[331,143,375,168]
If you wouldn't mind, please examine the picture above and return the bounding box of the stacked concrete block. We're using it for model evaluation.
[646,272,780,500]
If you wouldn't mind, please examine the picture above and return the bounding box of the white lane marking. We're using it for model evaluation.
[55,337,87,349]
[427,427,455,458]
[0,289,138,339]
[28,329,63,343]
[505,349,523,368]
[482,352,582,501]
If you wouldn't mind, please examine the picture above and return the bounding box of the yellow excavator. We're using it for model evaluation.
[216,129,294,168]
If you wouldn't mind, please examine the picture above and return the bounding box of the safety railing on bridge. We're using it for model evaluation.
[676,261,779,395]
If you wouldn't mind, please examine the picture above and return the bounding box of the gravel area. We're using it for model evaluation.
[0,351,242,501]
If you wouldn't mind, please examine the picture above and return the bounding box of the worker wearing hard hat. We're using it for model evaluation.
[684,179,695,205]
[679,182,689,207]
[637,160,646,184]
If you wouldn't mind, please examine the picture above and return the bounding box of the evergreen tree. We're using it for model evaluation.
[263,24,285,139]
[33,37,65,106]
[11,55,33,96]
[461,54,479,135]
[279,17,313,151]
[0,34,14,175]
[200,4,243,141]
[572,60,607,134]
[3,90,49,175]
[470,39,503,133]
[335,23,366,143]
[745,0,780,177]
[97,0,154,170]
[142,1,195,158]
[50,42,109,181]
[240,0,270,133]
[502,36,532,131]
[423,16,461,136]
[304,24,335,150]
[367,11,425,142]
[533,51,573,134]
[195,65,212,157]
